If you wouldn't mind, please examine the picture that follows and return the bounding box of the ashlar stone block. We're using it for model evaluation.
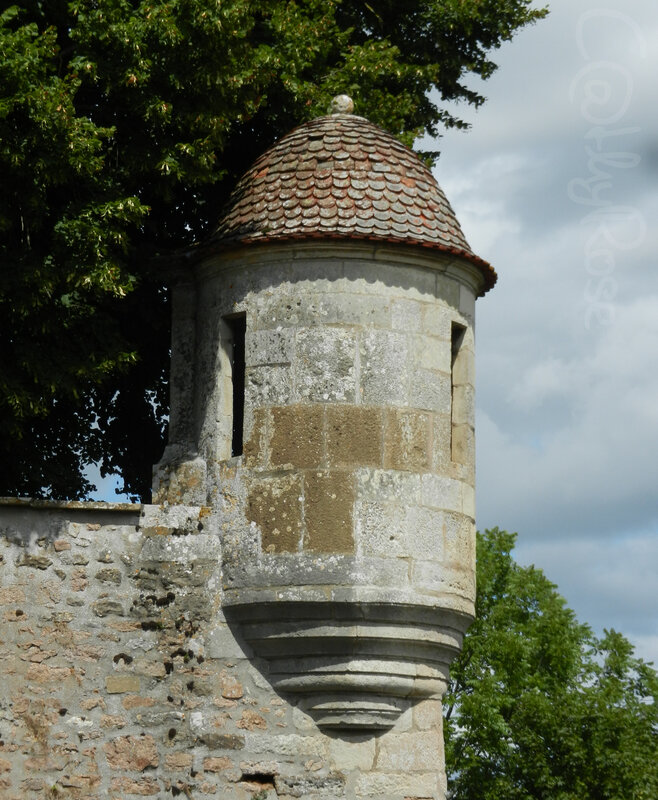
[422,304,452,340]
[314,290,391,329]
[391,298,422,332]
[375,729,442,772]
[462,483,475,518]
[356,501,443,560]
[459,283,476,320]
[452,383,475,426]
[384,409,432,472]
[435,273,460,307]
[275,772,347,797]
[414,333,451,374]
[304,470,355,554]
[295,327,357,403]
[270,405,324,469]
[327,406,383,468]
[249,292,314,329]
[243,407,269,469]
[328,736,376,771]
[223,553,409,590]
[421,474,462,514]
[246,328,294,366]
[451,423,474,469]
[355,500,406,558]
[355,771,438,798]
[451,344,475,386]
[243,732,329,758]
[431,412,451,474]
[360,329,409,406]
[412,560,475,605]
[409,506,446,560]
[354,468,421,504]
[442,512,475,568]
[413,698,444,731]
[140,532,221,563]
[410,368,451,414]
[246,364,292,407]
[246,476,303,553]
[344,259,436,301]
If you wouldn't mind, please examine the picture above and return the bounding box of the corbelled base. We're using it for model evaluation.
[225,601,469,730]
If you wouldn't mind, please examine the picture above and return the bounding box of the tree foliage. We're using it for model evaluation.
[0,0,546,499]
[445,528,658,800]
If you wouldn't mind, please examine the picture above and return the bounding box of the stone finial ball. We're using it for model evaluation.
[329,94,354,114]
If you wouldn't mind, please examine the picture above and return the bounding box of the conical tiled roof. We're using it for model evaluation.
[209,111,496,293]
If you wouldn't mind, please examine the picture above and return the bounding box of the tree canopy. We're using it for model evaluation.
[445,528,658,800]
[0,0,547,499]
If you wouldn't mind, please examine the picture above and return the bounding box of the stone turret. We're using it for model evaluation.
[154,98,495,787]
[0,99,498,798]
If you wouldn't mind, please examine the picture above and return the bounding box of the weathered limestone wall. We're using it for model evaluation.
[0,500,446,800]
[159,243,477,617]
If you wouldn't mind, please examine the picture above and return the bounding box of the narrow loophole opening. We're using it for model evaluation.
[451,322,466,368]
[451,322,467,463]
[225,313,246,457]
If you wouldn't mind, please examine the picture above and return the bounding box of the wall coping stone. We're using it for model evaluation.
[0,496,141,513]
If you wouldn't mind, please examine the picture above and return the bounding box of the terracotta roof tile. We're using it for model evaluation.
[209,113,496,292]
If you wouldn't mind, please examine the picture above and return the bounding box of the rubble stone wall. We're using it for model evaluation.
[0,500,446,800]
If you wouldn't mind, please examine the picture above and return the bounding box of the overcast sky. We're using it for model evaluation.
[431,0,657,664]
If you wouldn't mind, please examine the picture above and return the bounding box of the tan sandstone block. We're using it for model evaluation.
[247,475,303,553]
[243,407,268,468]
[326,406,383,467]
[106,675,140,694]
[269,404,324,469]
[304,470,355,553]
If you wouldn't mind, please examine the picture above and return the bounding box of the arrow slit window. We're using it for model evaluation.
[225,313,246,457]
[451,322,468,464]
